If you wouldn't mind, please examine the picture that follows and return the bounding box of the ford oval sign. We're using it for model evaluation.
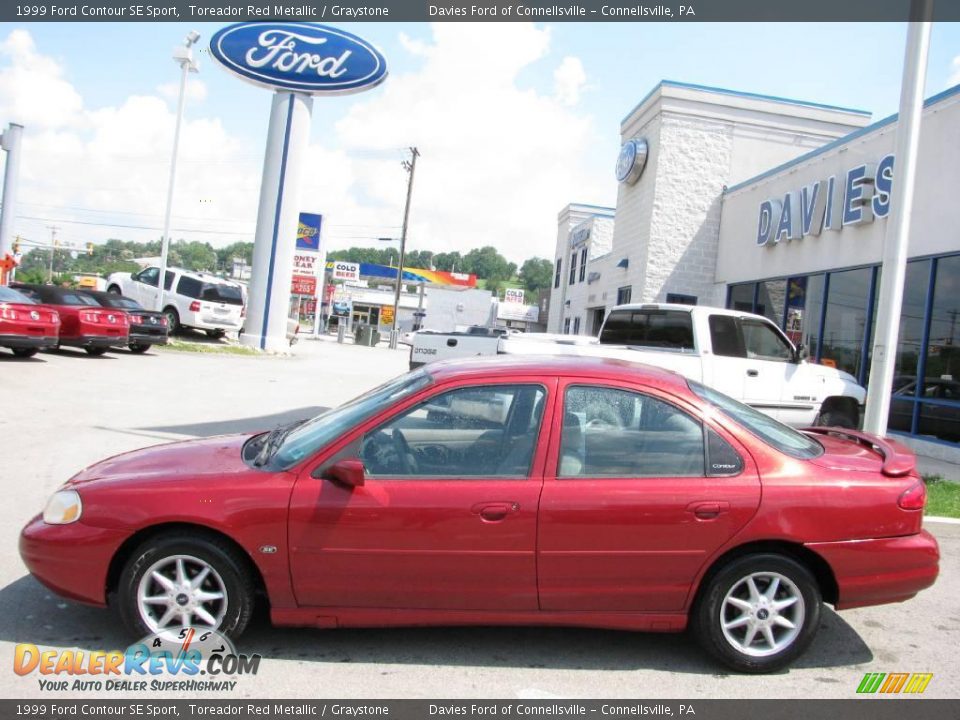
[209,22,387,96]
[616,137,649,185]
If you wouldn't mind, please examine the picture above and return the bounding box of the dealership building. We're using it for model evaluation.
[548,80,960,458]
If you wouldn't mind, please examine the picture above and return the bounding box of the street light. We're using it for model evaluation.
[156,30,200,313]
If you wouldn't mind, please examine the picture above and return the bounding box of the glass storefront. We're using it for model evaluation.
[727,252,960,446]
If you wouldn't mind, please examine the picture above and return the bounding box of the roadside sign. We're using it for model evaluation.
[291,275,317,296]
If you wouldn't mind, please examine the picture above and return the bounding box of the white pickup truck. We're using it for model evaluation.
[409,303,866,429]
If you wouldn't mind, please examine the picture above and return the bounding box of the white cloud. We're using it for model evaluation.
[949,55,960,87]
[156,78,208,103]
[553,56,587,106]
[0,25,611,266]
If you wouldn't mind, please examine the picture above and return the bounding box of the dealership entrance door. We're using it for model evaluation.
[589,307,606,336]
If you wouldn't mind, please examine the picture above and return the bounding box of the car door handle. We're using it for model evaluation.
[687,501,730,519]
[471,502,519,522]
[746,369,759,377]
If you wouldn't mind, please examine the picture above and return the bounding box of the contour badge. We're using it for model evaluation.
[209,22,388,95]
[616,137,649,185]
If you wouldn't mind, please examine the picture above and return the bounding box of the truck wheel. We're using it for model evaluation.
[817,409,855,428]
[107,285,122,295]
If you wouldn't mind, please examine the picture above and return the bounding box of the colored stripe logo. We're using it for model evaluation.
[857,672,933,694]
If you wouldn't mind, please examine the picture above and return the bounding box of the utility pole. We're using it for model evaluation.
[46,225,60,283]
[390,146,419,349]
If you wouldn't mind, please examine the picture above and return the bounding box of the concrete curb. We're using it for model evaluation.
[924,515,960,525]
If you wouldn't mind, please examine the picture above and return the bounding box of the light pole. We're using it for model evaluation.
[389,147,419,349]
[156,30,200,312]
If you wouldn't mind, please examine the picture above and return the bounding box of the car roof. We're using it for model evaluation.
[425,354,690,392]
[610,302,766,321]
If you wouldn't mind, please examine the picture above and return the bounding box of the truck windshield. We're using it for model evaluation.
[599,308,695,351]
[268,369,433,470]
[688,380,823,460]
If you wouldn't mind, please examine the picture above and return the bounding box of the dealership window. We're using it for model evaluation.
[728,283,755,313]
[578,247,588,282]
[569,252,577,285]
[558,386,705,478]
[666,293,697,305]
[361,384,546,478]
[820,267,873,381]
[554,259,562,289]
[616,286,632,306]
[563,318,571,334]
[792,274,825,360]
[756,280,786,325]
[572,317,581,335]
[893,260,932,383]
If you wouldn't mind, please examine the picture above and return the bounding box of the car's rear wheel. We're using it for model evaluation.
[85,347,108,356]
[206,329,226,340]
[163,307,180,335]
[692,554,821,673]
[117,533,254,640]
[11,348,37,358]
[129,343,151,354]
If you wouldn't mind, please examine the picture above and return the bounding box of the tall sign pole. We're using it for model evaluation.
[390,147,419,349]
[209,22,387,351]
[863,2,933,435]
[0,123,24,269]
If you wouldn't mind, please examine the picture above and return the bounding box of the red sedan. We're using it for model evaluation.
[19,356,938,672]
[0,285,60,358]
[12,283,129,355]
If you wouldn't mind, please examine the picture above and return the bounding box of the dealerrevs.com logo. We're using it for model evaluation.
[14,628,260,692]
[856,672,934,694]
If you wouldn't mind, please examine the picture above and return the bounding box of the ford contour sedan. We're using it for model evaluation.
[20,356,939,672]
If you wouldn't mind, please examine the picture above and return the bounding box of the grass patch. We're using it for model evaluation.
[156,339,263,356]
[923,475,960,518]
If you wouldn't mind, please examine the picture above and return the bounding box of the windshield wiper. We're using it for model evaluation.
[253,420,305,467]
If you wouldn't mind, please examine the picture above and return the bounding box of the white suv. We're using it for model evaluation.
[106,266,244,338]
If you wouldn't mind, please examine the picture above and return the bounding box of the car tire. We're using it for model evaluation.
[129,344,151,354]
[11,348,37,358]
[817,410,856,428]
[107,285,122,295]
[163,307,180,335]
[692,554,821,674]
[117,533,255,641]
[206,329,226,340]
[85,347,108,356]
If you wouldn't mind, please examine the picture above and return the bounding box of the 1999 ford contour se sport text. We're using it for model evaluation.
[19,356,939,673]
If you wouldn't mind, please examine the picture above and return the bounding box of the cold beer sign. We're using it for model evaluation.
[756,154,895,247]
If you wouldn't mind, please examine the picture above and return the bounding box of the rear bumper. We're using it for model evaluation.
[807,530,940,610]
[129,330,168,345]
[19,514,130,607]
[184,314,242,332]
[60,335,127,349]
[0,334,58,349]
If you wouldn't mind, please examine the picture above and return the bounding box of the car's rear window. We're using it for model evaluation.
[177,276,244,305]
[599,308,695,351]
[688,380,823,460]
[0,287,34,304]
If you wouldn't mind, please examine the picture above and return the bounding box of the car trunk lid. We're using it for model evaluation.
[803,427,916,477]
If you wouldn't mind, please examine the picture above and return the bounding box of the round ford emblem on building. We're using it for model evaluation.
[209,22,388,95]
[616,137,649,185]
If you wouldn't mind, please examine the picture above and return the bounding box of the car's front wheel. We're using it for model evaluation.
[117,533,255,640]
[692,554,821,673]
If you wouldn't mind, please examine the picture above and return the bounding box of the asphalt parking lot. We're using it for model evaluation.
[0,339,957,700]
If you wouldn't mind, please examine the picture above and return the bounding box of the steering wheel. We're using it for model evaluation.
[392,429,417,474]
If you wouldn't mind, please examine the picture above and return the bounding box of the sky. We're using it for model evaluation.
[1,21,959,265]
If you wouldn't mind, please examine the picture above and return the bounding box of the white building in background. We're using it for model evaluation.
[549,79,960,460]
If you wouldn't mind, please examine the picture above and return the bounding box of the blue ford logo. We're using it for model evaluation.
[209,22,387,95]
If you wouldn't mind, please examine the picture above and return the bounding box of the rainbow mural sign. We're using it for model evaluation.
[325,262,477,288]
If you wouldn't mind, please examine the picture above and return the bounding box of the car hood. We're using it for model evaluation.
[68,433,258,486]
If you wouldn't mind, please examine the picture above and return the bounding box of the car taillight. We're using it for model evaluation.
[189,301,201,312]
[159,316,168,327]
[898,481,926,510]
[80,311,99,323]
[130,314,143,324]
[0,308,17,320]
[241,305,246,318]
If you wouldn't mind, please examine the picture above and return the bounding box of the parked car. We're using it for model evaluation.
[105,266,244,338]
[20,356,938,673]
[0,285,60,358]
[11,283,129,356]
[410,304,866,429]
[79,290,169,354]
[889,377,960,443]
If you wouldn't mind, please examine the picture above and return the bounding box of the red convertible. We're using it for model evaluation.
[12,283,129,355]
[19,356,938,672]
[0,285,60,358]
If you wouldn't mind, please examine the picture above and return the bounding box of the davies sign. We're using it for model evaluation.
[756,154,895,247]
[209,22,388,95]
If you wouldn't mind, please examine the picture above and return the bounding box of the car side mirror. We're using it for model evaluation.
[794,344,809,363]
[325,458,366,488]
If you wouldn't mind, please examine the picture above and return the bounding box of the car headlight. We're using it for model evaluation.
[43,490,82,525]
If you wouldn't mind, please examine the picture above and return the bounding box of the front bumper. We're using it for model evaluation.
[807,530,940,610]
[0,334,58,349]
[19,514,130,606]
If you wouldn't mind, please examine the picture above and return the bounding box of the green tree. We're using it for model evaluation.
[432,251,463,272]
[461,246,516,282]
[519,257,554,292]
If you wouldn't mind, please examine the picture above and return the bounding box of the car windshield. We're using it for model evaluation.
[0,287,34,304]
[688,380,823,459]
[268,370,434,470]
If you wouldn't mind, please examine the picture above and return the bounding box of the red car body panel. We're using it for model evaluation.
[19,356,940,633]
[0,301,60,350]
